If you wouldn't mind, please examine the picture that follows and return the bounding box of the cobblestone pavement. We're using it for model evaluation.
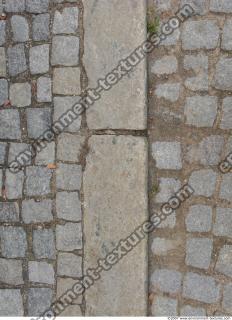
[148,0,232,316]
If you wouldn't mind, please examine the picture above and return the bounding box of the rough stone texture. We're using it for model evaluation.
[57,133,84,162]
[84,135,147,316]
[28,261,54,284]
[22,199,53,223]
[186,237,213,269]
[154,83,181,102]
[180,0,208,15]
[189,169,217,197]
[213,207,232,238]
[215,245,232,277]
[51,35,79,66]
[25,166,52,196]
[222,283,232,313]
[0,202,19,222]
[219,173,232,201]
[186,205,212,232]
[10,82,31,107]
[59,305,82,316]
[57,252,82,277]
[180,305,206,316]
[0,109,21,139]
[5,170,24,199]
[151,237,180,256]
[32,13,50,41]
[53,67,81,95]
[84,0,146,130]
[29,44,49,74]
[56,192,82,221]
[150,269,182,294]
[57,278,82,304]
[11,15,29,42]
[222,19,232,50]
[0,48,6,77]
[26,107,52,139]
[56,163,82,191]
[155,177,181,203]
[0,79,8,105]
[151,55,178,75]
[56,222,82,251]
[0,21,5,46]
[28,288,53,317]
[182,20,219,50]
[5,0,25,12]
[151,296,178,316]
[8,142,32,164]
[153,0,172,13]
[37,76,52,102]
[35,141,55,165]
[0,258,23,285]
[210,0,232,12]
[214,57,232,90]
[199,135,224,165]
[0,290,24,316]
[0,143,6,164]
[26,0,49,13]
[184,54,208,91]
[152,141,182,170]
[33,229,56,259]
[0,226,27,258]
[220,97,232,129]
[183,272,221,303]
[53,7,79,34]
[7,44,27,76]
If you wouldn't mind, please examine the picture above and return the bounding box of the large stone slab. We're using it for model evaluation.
[83,135,148,315]
[83,0,146,130]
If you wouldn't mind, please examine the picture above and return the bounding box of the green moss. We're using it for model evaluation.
[151,184,159,195]
[147,8,160,35]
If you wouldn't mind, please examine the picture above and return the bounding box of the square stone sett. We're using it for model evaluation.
[152,141,182,170]
[10,82,31,107]
[37,76,52,102]
[0,110,21,139]
[7,44,27,76]
[0,289,23,316]
[5,169,24,199]
[5,0,25,12]
[56,222,82,251]
[180,0,208,15]
[153,0,171,12]
[56,163,82,190]
[8,142,32,165]
[53,7,79,34]
[151,237,179,256]
[223,283,232,313]
[11,15,29,42]
[210,0,232,12]
[199,135,225,166]
[0,202,19,222]
[186,237,213,269]
[155,177,181,203]
[214,57,232,90]
[28,288,53,317]
[183,272,221,303]
[0,258,23,285]
[29,44,49,75]
[51,36,79,66]
[0,21,5,46]
[184,54,208,91]
[186,205,212,232]
[154,83,181,102]
[189,169,217,197]
[35,141,55,165]
[57,133,85,162]
[151,296,178,316]
[0,226,27,258]
[53,67,81,95]
[26,0,49,13]
[56,192,82,221]
[57,252,82,277]
[213,207,232,238]
[0,170,2,196]
[29,261,54,284]
[157,212,176,229]
[25,166,52,196]
[150,269,182,294]
[0,142,6,164]
[151,55,178,75]
[160,29,180,46]
[26,107,52,139]
[219,173,232,201]
[57,278,82,304]
[220,97,232,129]
[32,14,50,41]
[180,305,206,316]
[60,305,82,316]
[0,47,6,77]
[222,19,232,50]
[216,245,232,277]
[33,229,56,259]
[22,199,53,223]
[0,79,8,106]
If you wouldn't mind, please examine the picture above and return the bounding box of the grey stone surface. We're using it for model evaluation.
[33,229,56,259]
[151,296,178,316]
[37,76,52,102]
[10,82,31,107]
[59,305,82,316]
[180,0,208,15]
[35,141,55,165]
[32,13,50,41]
[53,96,82,132]
[56,222,82,251]
[0,79,8,105]
[157,211,176,229]
[7,44,27,76]
[0,290,23,316]
[186,205,212,232]
[56,163,82,191]
[0,110,21,139]
[222,19,232,50]
[5,170,24,199]
[152,141,182,170]
[216,245,232,277]
[151,55,178,75]
[150,269,182,294]
[0,258,23,285]
[57,133,84,162]
[222,283,232,313]
[161,29,180,46]
[186,237,213,269]
[84,135,147,315]
[56,192,82,221]
[183,272,221,303]
[220,97,232,129]
[0,142,6,164]
[219,173,232,201]
[199,135,224,165]
[0,47,6,77]
[189,169,217,197]
[28,261,54,284]
[8,142,32,164]
[184,96,218,127]
[11,15,29,42]
[27,107,52,139]
[151,237,180,256]
[180,305,206,316]
[213,207,232,238]
[29,44,49,74]
[28,288,53,317]
[0,226,27,258]
[22,199,53,223]
[25,166,52,196]
[0,21,5,46]
[210,0,232,12]
[214,57,232,90]
[53,7,79,34]
[182,20,219,50]
[57,278,82,304]
[57,252,82,277]
[0,202,19,222]
[184,54,208,91]
[154,83,181,102]
[154,0,171,12]
[5,0,25,12]
[26,0,49,13]
[155,177,181,203]
[53,67,81,95]
[51,35,79,66]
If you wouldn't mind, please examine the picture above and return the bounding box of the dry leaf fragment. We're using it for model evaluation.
[47,163,56,169]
